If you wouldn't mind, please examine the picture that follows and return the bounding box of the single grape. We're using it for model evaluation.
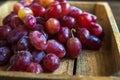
[89,23,103,38]
[10,15,24,29]
[18,7,33,19]
[60,2,70,17]
[26,62,43,74]
[0,25,11,40]
[3,12,16,25]
[58,27,71,43]
[68,6,82,18]
[7,27,28,44]
[46,18,60,34]
[85,35,101,50]
[45,39,66,58]
[30,3,46,17]
[60,16,76,29]
[45,4,62,19]
[32,50,46,63]
[37,0,54,7]
[29,31,47,50]
[17,36,31,51]
[77,28,90,44]
[42,53,60,72]
[0,47,11,66]
[36,17,46,26]
[23,15,36,29]
[13,3,24,14]
[76,13,93,28]
[9,50,33,70]
[67,37,82,59]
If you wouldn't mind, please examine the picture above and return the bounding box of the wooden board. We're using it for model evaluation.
[0,1,120,80]
[75,2,120,76]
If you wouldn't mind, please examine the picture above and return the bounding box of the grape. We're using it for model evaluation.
[58,27,71,43]
[36,17,46,25]
[85,35,101,50]
[0,47,11,66]
[89,23,103,38]
[13,3,24,14]
[19,0,34,7]
[10,15,24,29]
[77,28,90,44]
[37,0,54,7]
[3,12,16,25]
[0,25,11,40]
[7,27,28,44]
[23,15,36,29]
[17,36,31,51]
[33,24,48,39]
[67,37,82,59]
[60,2,70,17]
[9,50,33,70]
[32,50,46,63]
[29,31,47,50]
[26,62,43,74]
[30,3,46,17]
[76,13,93,28]
[42,53,60,72]
[60,16,76,29]
[45,4,62,19]
[46,18,60,34]
[45,40,66,58]
[68,6,82,18]
[18,7,33,19]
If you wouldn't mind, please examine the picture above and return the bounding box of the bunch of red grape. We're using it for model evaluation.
[0,0,103,74]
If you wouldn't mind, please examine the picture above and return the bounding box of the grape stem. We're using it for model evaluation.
[71,28,76,38]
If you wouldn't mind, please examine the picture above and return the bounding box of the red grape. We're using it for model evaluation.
[29,31,47,50]
[23,15,36,29]
[10,50,33,70]
[45,40,66,58]
[42,53,60,72]
[13,3,24,14]
[26,62,43,74]
[58,27,71,43]
[67,37,82,59]
[77,28,90,44]
[17,36,31,51]
[89,23,103,38]
[46,18,60,34]
[45,4,62,19]
[60,16,76,29]
[30,3,46,17]
[0,47,11,66]
[85,35,101,50]
[32,50,46,63]
[60,2,70,17]
[0,25,11,40]
[68,6,82,18]
[7,27,28,44]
